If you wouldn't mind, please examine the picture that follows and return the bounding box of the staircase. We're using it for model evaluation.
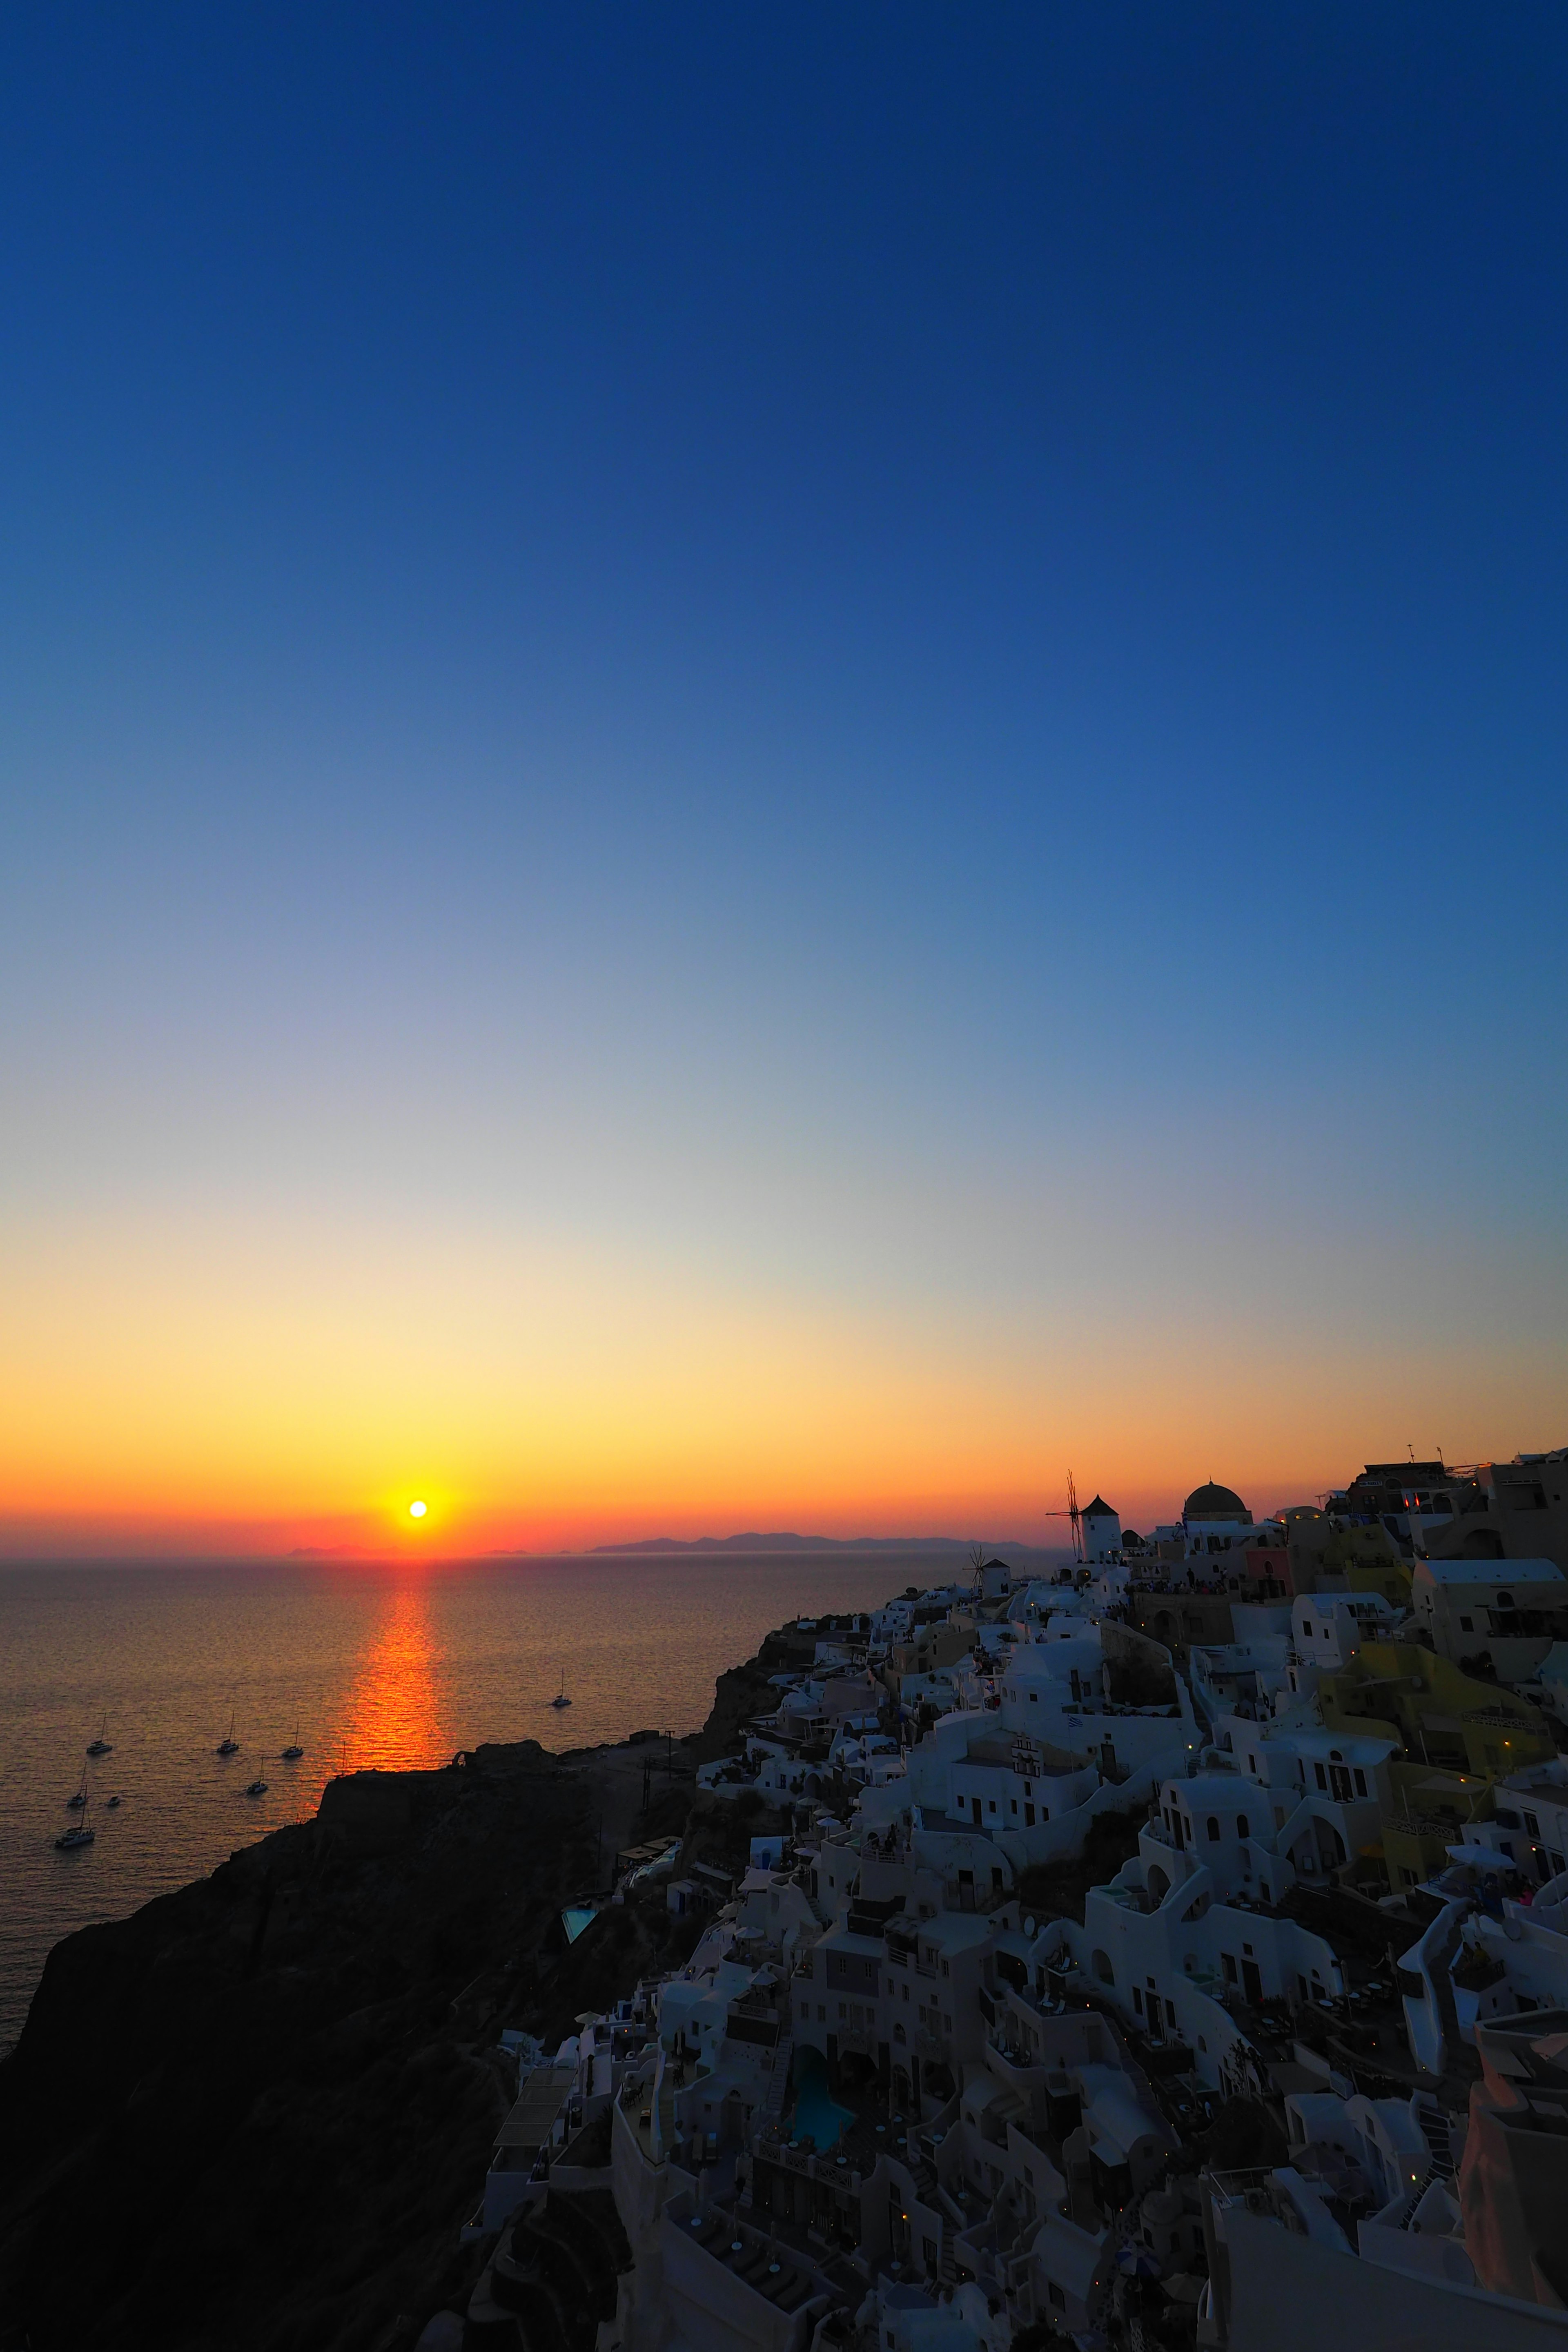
[1414,2091,1457,2181]
[1392,2166,1434,2232]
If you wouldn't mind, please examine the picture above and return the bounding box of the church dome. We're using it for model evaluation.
[1182,1481,1251,1525]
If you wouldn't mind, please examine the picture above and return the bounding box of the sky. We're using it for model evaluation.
[3,4,1566,1555]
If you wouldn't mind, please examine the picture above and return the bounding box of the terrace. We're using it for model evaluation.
[665,2196,821,2320]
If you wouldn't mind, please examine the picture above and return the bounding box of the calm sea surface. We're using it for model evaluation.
[0,1550,970,2047]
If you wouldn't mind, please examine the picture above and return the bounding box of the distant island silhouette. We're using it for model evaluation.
[588,1532,1034,1555]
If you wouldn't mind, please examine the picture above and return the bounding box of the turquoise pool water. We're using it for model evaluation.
[789,2045,857,2151]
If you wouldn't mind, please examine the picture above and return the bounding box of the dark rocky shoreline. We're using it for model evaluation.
[0,1625,814,2352]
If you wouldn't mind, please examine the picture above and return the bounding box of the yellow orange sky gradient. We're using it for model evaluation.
[4,1195,1559,1556]
[6,11,1568,1569]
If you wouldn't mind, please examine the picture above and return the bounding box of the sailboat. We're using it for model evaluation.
[244,1775,269,1796]
[86,1715,113,1757]
[550,1670,572,1711]
[65,1766,89,1811]
[281,1718,304,1761]
[216,1711,240,1757]
[57,1776,94,1848]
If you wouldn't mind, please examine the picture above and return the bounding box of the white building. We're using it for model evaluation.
[1081,1495,1122,1563]
[1411,1558,1567,1682]
[1291,1588,1403,1673]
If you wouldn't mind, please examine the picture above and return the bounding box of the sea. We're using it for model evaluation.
[0,1548,1051,2049]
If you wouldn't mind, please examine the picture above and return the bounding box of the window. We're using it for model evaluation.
[1206,1816,1220,1841]
[1314,1762,1327,1791]
[1221,1953,1237,1983]
[1236,1814,1250,1839]
[1460,1615,1474,1633]
[1354,1769,1367,1797]
[1302,1619,1312,1635]
[1133,1987,1143,2014]
[1166,1999,1177,2028]
[1048,2283,1066,2312]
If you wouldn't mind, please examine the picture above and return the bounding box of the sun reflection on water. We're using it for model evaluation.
[342,1580,443,1770]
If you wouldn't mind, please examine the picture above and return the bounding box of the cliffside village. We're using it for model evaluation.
[450,1454,1568,2352]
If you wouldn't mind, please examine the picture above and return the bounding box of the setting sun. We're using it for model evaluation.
[408,1499,427,1519]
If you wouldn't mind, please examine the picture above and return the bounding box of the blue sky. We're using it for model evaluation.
[2,5,1566,1545]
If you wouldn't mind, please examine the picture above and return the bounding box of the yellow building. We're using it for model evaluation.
[1379,1760,1496,1890]
[1326,1526,1412,1612]
[1320,1640,1552,1773]
[1318,1642,1554,1888]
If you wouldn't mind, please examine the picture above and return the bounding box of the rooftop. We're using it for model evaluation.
[1183,1481,1252,1524]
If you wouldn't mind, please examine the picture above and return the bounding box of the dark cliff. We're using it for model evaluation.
[0,1752,604,2350]
[0,1632,791,2352]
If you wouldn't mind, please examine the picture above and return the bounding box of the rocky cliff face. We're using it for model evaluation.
[0,1636,783,2352]
[684,1625,816,1762]
[0,1747,599,2352]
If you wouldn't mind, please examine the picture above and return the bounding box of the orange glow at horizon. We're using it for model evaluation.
[1,1196,1560,1556]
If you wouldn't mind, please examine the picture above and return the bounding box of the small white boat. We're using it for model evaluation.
[550,1670,572,1711]
[217,1710,240,1757]
[244,1777,268,1797]
[86,1715,113,1757]
[281,1717,304,1761]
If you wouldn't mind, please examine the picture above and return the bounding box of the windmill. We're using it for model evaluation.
[1041,1471,1084,1563]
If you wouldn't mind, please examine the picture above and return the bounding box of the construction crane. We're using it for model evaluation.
[1040,1470,1083,1562]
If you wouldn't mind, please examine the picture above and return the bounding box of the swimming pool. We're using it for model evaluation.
[789,2045,857,2151]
